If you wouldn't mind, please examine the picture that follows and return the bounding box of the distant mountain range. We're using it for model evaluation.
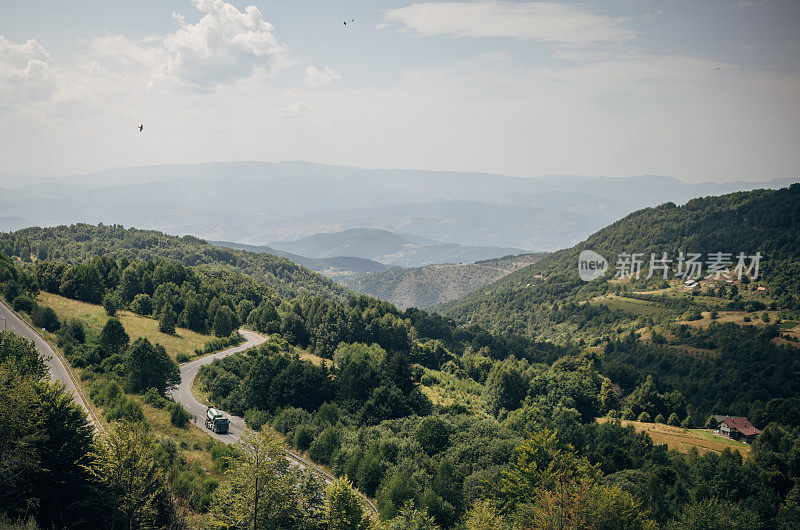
[267,228,526,267]
[209,240,390,278]
[1,161,796,253]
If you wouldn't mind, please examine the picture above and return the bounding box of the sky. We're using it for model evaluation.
[1,0,799,182]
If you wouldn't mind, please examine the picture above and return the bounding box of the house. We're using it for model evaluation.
[714,415,761,443]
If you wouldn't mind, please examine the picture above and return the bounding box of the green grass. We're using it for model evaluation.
[591,295,672,316]
[38,292,214,360]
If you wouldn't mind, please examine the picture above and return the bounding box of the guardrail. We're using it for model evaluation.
[0,299,105,434]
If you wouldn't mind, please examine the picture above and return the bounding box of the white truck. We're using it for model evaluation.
[205,406,230,434]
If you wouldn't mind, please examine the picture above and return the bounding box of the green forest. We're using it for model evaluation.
[1,185,800,529]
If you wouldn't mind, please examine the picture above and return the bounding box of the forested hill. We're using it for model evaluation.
[436,184,800,337]
[0,224,349,301]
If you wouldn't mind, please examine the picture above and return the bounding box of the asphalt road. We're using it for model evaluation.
[0,298,100,428]
[171,329,379,517]
[171,329,266,444]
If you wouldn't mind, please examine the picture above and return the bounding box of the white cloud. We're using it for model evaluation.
[305,65,341,87]
[0,35,55,109]
[86,0,289,91]
[383,1,633,45]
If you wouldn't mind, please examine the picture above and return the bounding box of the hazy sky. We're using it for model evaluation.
[1,0,799,181]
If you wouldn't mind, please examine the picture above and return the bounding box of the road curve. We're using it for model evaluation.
[171,329,267,443]
[0,298,102,430]
[171,329,379,517]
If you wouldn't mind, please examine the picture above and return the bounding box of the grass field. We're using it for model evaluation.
[39,292,214,360]
[598,418,750,456]
[590,295,673,316]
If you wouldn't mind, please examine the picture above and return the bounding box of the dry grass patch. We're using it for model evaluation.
[38,292,214,360]
[598,418,750,456]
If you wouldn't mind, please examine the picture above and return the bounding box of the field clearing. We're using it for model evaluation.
[38,292,213,360]
[675,309,784,329]
[590,295,672,316]
[598,418,750,456]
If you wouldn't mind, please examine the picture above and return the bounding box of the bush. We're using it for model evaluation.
[667,412,681,426]
[244,408,269,431]
[654,413,665,424]
[637,412,651,423]
[131,294,153,316]
[12,295,35,313]
[415,416,450,455]
[144,387,167,409]
[31,305,60,332]
[170,403,191,428]
[102,294,119,316]
[176,352,190,363]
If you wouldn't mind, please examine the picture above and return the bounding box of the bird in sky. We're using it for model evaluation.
[714,66,720,70]
[138,124,144,132]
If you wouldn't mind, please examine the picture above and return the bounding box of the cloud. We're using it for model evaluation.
[0,35,55,109]
[305,65,341,87]
[86,0,289,91]
[383,1,633,45]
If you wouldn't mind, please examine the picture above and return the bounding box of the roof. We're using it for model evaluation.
[721,416,761,436]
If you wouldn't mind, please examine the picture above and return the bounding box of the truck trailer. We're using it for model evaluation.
[205,406,230,434]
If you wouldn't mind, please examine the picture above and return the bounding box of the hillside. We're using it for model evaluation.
[436,185,800,338]
[342,253,546,309]
[269,227,526,267]
[0,224,349,301]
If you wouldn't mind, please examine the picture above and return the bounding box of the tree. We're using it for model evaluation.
[325,477,371,530]
[59,262,105,304]
[125,338,180,395]
[86,420,173,530]
[31,305,60,332]
[130,294,152,316]
[181,296,205,333]
[485,360,527,416]
[415,417,450,456]
[0,333,95,528]
[103,293,119,316]
[386,502,441,529]
[667,413,680,426]
[211,429,299,529]
[213,306,238,338]
[158,306,176,335]
[99,318,130,358]
[169,403,190,428]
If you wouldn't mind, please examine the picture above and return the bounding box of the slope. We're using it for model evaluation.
[0,224,349,301]
[435,184,800,338]
[342,253,546,309]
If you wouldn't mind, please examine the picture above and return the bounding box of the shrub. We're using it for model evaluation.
[131,294,153,316]
[144,387,167,409]
[244,408,269,431]
[102,294,119,316]
[12,295,35,313]
[667,412,681,426]
[637,412,652,423]
[176,352,190,363]
[654,413,665,424]
[31,305,60,332]
[170,403,191,428]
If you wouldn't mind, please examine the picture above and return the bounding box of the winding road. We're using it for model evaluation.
[0,298,102,430]
[1,304,378,517]
[171,329,267,443]
[172,329,379,517]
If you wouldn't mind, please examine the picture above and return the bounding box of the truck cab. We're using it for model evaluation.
[205,406,230,434]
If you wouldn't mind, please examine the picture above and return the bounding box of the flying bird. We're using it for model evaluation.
[714,66,720,70]
[138,124,144,132]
